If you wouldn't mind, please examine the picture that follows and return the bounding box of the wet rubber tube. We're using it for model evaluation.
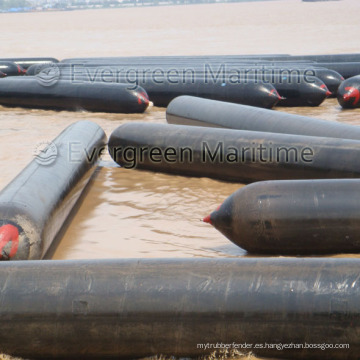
[259,61,360,79]
[60,54,294,65]
[0,57,59,70]
[257,60,360,79]
[109,60,359,80]
[60,55,360,77]
[0,61,26,76]
[0,120,106,260]
[283,67,343,95]
[108,122,360,182]
[137,77,280,108]
[257,53,360,63]
[0,77,149,113]
[60,53,360,63]
[166,96,360,140]
[0,258,358,359]
[260,75,331,106]
[26,62,54,76]
[55,68,328,107]
[117,53,359,63]
[59,56,351,85]
[31,67,281,109]
[227,74,331,107]
[204,179,360,255]
[47,64,342,98]
[337,75,360,108]
[313,62,360,79]
[26,62,68,76]
[57,60,312,66]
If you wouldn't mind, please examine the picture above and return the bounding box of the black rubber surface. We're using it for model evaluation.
[108,122,360,182]
[166,96,360,140]
[0,77,149,113]
[0,258,357,359]
[207,179,360,255]
[0,120,106,260]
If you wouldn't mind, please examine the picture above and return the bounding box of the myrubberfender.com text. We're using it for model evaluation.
[197,342,349,351]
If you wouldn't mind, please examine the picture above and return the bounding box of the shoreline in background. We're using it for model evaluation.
[0,0,279,14]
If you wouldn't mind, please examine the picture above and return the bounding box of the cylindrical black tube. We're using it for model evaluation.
[205,179,360,255]
[337,75,360,109]
[245,61,360,80]
[0,258,358,359]
[313,62,360,79]
[166,96,360,140]
[0,120,106,260]
[71,73,328,107]
[26,62,54,76]
[56,61,319,72]
[36,65,334,107]
[0,57,59,69]
[60,56,360,78]
[138,77,280,108]
[290,67,343,95]
[60,53,360,63]
[259,75,330,107]
[62,53,290,58]
[34,63,343,96]
[0,77,149,113]
[256,53,360,63]
[31,66,281,108]
[108,122,360,182]
[0,61,26,76]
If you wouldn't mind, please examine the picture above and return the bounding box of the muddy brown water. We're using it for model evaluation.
[0,0,360,358]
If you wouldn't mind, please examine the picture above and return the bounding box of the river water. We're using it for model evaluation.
[0,0,359,358]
